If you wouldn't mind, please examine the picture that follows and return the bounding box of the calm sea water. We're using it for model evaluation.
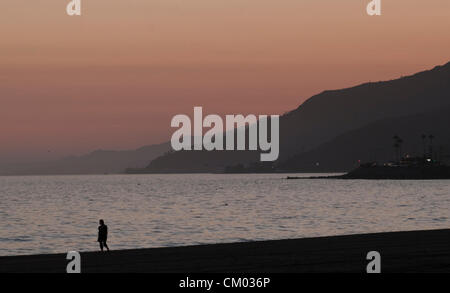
[0,174,449,256]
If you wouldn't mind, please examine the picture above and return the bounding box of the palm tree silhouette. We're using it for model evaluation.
[421,134,427,158]
[429,134,435,161]
[393,135,403,163]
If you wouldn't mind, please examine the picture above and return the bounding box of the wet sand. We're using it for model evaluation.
[1,229,449,273]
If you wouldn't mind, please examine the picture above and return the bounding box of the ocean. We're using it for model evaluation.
[0,174,449,256]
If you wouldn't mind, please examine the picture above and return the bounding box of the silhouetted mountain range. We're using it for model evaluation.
[140,61,450,173]
[0,143,169,175]
[3,62,449,175]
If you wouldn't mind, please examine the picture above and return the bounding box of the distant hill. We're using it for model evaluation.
[136,150,261,173]
[0,142,170,175]
[278,106,450,172]
[139,61,450,173]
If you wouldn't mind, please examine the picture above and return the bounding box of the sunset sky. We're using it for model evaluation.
[1,0,449,163]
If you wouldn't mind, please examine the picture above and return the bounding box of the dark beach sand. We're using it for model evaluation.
[1,229,449,273]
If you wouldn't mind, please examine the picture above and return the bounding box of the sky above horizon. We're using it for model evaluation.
[1,0,449,164]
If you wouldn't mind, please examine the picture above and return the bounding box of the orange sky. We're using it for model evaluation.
[1,0,449,163]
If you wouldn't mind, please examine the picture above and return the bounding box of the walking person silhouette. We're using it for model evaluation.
[98,219,109,252]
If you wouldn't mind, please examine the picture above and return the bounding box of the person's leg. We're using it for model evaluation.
[103,241,109,251]
[99,241,104,251]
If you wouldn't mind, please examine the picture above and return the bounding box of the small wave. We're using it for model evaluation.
[432,217,448,222]
[0,236,33,242]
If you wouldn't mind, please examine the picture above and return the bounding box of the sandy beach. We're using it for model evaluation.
[1,229,449,273]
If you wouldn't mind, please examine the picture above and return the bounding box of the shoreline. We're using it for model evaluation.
[1,229,450,273]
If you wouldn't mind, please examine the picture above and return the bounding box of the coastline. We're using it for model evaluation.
[1,229,449,273]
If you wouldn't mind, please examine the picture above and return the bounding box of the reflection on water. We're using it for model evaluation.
[0,174,449,256]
